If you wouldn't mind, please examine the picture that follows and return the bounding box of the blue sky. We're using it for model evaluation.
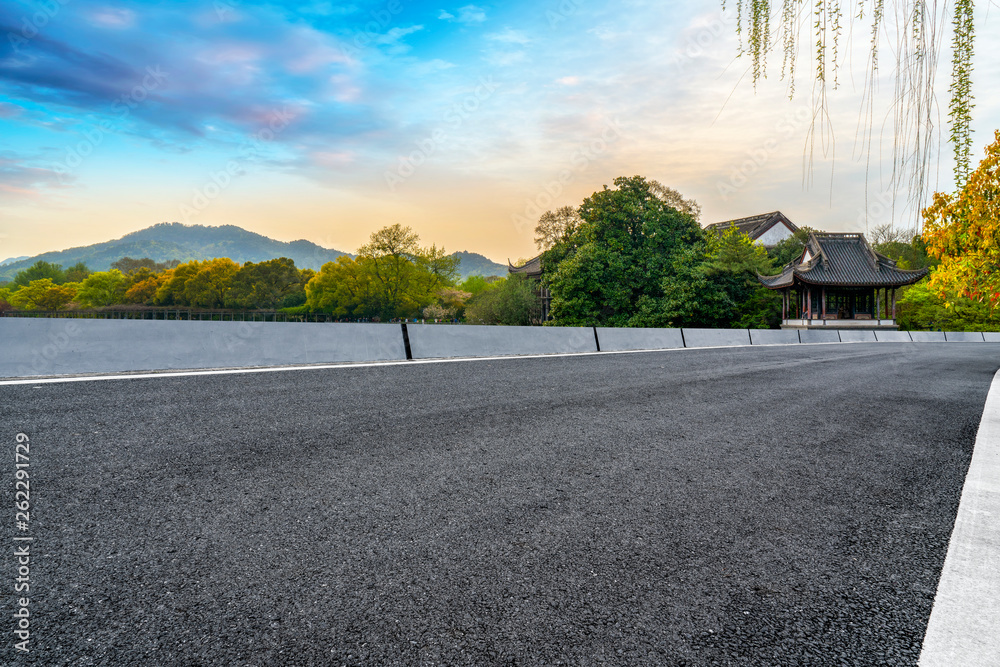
[1,0,998,262]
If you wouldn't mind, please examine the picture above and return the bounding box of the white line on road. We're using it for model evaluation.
[920,368,1000,666]
[0,341,856,386]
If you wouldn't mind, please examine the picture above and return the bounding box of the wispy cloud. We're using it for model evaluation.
[439,5,487,24]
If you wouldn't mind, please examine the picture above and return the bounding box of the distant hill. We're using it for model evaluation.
[452,251,507,280]
[0,223,350,281]
[0,224,511,283]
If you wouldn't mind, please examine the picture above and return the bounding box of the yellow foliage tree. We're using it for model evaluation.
[922,130,1000,307]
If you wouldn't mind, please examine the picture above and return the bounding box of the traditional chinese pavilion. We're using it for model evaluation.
[758,232,928,329]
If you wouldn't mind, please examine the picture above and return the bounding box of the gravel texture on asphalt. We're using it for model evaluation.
[2,343,998,666]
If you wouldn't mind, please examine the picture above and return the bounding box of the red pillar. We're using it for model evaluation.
[821,286,826,319]
[807,287,812,321]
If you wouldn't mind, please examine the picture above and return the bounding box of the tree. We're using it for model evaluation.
[9,279,77,310]
[357,224,422,318]
[464,275,540,325]
[460,275,493,296]
[14,261,65,286]
[921,130,1000,307]
[64,262,91,283]
[75,270,128,307]
[897,280,1000,331]
[728,0,977,214]
[305,256,379,318]
[704,226,781,328]
[543,176,705,326]
[767,226,816,268]
[869,225,935,270]
[227,258,307,309]
[111,257,180,274]
[155,261,205,306]
[183,258,240,308]
[534,206,582,251]
[124,277,161,304]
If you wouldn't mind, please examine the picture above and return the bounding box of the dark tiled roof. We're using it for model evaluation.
[705,211,798,243]
[508,254,542,277]
[759,232,928,288]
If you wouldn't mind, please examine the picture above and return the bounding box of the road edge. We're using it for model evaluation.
[919,367,1000,666]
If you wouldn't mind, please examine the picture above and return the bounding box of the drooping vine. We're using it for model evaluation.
[727,0,977,231]
[949,0,975,185]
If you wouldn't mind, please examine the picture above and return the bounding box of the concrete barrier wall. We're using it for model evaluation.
[0,318,407,377]
[407,324,596,359]
[875,331,913,342]
[910,331,947,342]
[749,329,800,345]
[4,317,997,378]
[838,330,877,343]
[681,328,752,348]
[595,327,684,351]
[798,329,841,344]
[945,331,985,342]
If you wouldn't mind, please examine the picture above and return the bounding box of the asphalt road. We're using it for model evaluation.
[2,343,998,666]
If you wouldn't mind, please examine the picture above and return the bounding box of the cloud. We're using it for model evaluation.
[487,28,529,45]
[439,5,486,24]
[556,76,580,86]
[87,7,137,29]
[0,154,73,198]
[407,59,456,77]
[375,25,425,54]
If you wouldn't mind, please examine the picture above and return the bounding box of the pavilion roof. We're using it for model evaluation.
[759,232,928,288]
[508,254,542,277]
[705,211,798,243]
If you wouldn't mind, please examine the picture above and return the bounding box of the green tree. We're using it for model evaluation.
[357,224,422,318]
[460,275,493,296]
[75,270,128,307]
[534,206,582,251]
[155,261,205,306]
[9,279,77,310]
[183,258,240,308]
[464,274,540,325]
[897,280,1000,331]
[14,261,65,286]
[305,256,379,318]
[704,225,781,328]
[227,258,306,309]
[64,262,91,283]
[544,176,705,326]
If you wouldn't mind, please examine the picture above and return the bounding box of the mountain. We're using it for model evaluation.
[0,222,511,283]
[452,251,507,280]
[0,223,350,281]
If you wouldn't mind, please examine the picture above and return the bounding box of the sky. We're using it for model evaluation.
[1,0,998,264]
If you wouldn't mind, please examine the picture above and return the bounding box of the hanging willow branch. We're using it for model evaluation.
[727,0,975,231]
[949,0,975,184]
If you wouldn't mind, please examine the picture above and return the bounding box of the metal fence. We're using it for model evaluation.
[0,309,468,324]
